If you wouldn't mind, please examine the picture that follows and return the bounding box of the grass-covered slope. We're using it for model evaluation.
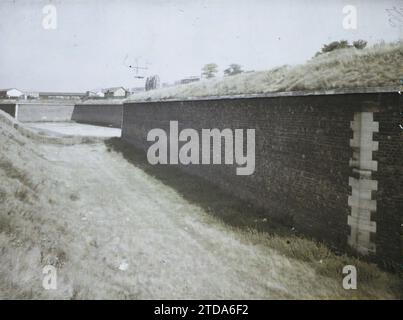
[129,42,402,101]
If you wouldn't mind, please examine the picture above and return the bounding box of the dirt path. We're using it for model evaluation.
[34,142,327,299]
[30,138,380,299]
[0,118,399,299]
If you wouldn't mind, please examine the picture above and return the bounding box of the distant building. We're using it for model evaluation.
[24,91,40,99]
[175,76,200,85]
[86,90,105,98]
[38,92,86,100]
[103,87,128,98]
[0,88,24,99]
[86,91,97,97]
[95,90,105,98]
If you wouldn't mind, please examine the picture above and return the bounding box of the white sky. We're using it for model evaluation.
[0,0,401,92]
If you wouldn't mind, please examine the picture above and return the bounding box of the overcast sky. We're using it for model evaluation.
[0,0,401,92]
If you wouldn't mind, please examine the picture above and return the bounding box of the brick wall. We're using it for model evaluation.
[72,104,123,128]
[371,93,403,269]
[122,91,402,269]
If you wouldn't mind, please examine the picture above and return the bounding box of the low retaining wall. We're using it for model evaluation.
[0,100,124,128]
[16,102,75,122]
[122,89,402,269]
[72,102,123,128]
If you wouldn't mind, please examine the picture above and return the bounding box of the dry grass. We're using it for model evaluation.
[184,208,402,300]
[236,229,401,299]
[129,41,403,101]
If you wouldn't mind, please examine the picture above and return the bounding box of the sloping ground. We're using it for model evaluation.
[129,42,403,101]
[0,111,400,299]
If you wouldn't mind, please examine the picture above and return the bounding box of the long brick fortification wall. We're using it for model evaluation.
[122,89,402,269]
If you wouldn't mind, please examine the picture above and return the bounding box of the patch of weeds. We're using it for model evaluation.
[69,193,80,201]
[40,247,67,268]
[15,187,29,202]
[0,158,35,190]
[0,214,12,234]
[238,228,401,298]
[32,180,45,193]
[0,188,6,203]
[5,132,26,147]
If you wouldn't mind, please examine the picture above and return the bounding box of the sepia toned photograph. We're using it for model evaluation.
[0,0,402,304]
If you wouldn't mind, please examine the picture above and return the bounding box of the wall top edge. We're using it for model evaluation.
[0,100,76,105]
[0,99,124,105]
[124,86,401,104]
[78,99,124,105]
[0,99,17,104]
